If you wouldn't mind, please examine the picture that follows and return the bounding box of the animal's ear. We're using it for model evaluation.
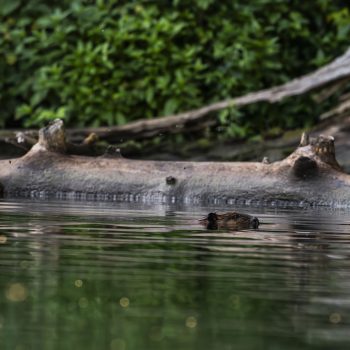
[207,212,217,221]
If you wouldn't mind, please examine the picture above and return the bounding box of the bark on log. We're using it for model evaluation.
[0,119,350,207]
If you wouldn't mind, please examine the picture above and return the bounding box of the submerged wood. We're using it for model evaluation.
[0,120,350,207]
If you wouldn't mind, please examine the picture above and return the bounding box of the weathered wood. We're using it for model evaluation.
[0,122,100,157]
[0,120,350,207]
[320,97,350,120]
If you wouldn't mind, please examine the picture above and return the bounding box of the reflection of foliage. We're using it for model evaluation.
[0,228,296,350]
[0,207,342,350]
[0,0,349,138]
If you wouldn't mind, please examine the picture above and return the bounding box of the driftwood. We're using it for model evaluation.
[1,129,100,157]
[0,119,350,207]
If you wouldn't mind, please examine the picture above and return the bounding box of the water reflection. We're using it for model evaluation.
[0,199,350,349]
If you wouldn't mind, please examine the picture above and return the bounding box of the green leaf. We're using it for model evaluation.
[0,0,20,16]
[163,98,179,115]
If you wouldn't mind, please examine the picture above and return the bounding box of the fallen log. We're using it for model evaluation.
[0,119,349,207]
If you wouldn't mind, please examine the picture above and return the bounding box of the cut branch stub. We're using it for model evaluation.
[311,135,342,170]
[38,119,67,153]
[16,132,37,149]
[166,176,177,185]
[299,132,310,147]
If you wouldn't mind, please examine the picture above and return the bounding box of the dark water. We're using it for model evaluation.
[1,199,350,350]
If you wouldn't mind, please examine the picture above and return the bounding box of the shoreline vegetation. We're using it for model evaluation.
[1,47,350,170]
[1,2,350,138]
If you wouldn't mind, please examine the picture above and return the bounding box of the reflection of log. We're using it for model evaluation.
[0,120,350,207]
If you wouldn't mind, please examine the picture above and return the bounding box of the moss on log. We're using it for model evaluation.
[0,119,349,207]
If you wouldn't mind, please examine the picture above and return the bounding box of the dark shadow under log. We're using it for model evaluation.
[0,120,350,207]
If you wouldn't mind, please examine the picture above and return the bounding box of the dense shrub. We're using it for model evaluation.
[0,0,349,136]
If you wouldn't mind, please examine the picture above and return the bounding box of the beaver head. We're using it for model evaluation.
[207,212,218,222]
[250,217,260,229]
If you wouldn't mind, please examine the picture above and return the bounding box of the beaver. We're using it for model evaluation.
[200,212,260,230]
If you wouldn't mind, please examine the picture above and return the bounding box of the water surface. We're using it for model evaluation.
[0,199,350,350]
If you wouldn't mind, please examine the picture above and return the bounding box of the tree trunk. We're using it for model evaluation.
[0,120,349,207]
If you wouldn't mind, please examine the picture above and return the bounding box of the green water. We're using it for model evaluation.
[1,199,350,350]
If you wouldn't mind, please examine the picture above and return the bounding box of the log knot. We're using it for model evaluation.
[38,119,67,153]
[166,176,177,185]
[293,156,318,179]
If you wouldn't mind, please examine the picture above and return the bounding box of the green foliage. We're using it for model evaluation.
[0,0,349,136]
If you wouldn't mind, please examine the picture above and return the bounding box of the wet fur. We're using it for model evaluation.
[200,212,260,230]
